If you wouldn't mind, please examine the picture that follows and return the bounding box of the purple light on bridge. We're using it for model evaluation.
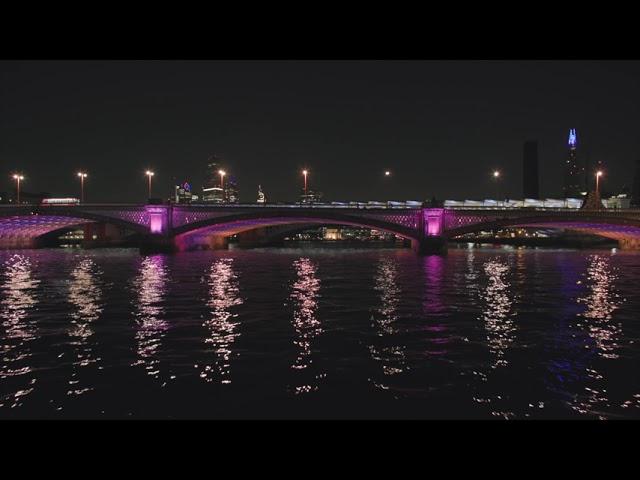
[425,209,444,236]
[145,206,167,234]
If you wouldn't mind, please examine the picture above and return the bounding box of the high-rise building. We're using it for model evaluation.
[201,155,239,203]
[563,129,584,198]
[523,140,539,199]
[226,174,239,203]
[202,155,224,203]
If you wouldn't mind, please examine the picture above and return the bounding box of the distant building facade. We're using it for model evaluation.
[226,175,239,203]
[523,140,539,199]
[174,182,198,203]
[300,190,322,204]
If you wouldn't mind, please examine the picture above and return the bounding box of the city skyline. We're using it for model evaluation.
[1,61,639,202]
[0,126,624,204]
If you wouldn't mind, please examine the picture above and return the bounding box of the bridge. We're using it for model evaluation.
[2,203,640,253]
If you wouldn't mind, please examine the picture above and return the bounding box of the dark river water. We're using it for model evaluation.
[1,244,639,419]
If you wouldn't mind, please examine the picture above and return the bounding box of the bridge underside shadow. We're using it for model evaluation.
[447,220,640,249]
[0,216,96,248]
[173,217,418,251]
[0,216,137,249]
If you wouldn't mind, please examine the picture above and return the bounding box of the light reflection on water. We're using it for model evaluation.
[0,247,639,419]
[577,255,623,359]
[369,258,406,388]
[131,255,169,380]
[569,255,625,418]
[289,257,323,395]
[67,258,105,396]
[200,258,243,384]
[480,258,516,369]
[0,255,39,408]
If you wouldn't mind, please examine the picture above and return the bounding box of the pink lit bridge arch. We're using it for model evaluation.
[2,204,640,252]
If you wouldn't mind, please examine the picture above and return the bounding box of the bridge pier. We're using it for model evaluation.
[411,237,447,255]
[139,234,177,254]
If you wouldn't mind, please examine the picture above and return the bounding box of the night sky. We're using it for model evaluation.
[1,60,639,203]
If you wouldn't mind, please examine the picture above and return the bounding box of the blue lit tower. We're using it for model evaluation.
[563,129,584,198]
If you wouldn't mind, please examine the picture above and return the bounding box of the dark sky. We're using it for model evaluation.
[1,60,639,203]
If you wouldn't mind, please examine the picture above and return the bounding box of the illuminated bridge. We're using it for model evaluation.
[2,203,640,253]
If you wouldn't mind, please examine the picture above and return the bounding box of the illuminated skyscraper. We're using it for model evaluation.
[563,129,584,198]
[523,140,539,199]
[202,155,224,203]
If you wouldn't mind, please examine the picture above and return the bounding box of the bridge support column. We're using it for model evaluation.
[413,208,447,255]
[139,205,175,254]
[412,237,447,255]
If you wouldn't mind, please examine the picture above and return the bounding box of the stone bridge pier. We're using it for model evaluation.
[410,208,447,255]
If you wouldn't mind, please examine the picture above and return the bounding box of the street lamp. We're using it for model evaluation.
[145,170,154,198]
[384,170,391,177]
[12,174,24,204]
[302,169,308,197]
[596,170,603,196]
[218,169,226,202]
[77,172,87,203]
[492,170,501,202]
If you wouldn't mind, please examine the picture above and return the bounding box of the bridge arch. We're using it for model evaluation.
[0,207,150,248]
[172,210,420,250]
[445,214,640,246]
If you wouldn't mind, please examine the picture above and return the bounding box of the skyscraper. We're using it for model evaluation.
[523,140,539,199]
[202,154,225,203]
[226,174,239,203]
[563,129,583,198]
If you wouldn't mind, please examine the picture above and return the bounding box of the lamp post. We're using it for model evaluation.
[492,170,501,203]
[77,172,87,203]
[13,174,24,204]
[145,170,154,198]
[302,169,308,198]
[596,170,603,196]
[218,169,226,202]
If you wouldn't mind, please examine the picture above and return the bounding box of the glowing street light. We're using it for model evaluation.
[12,173,24,204]
[384,170,391,177]
[596,170,604,196]
[145,170,154,198]
[492,170,501,201]
[77,172,87,203]
[302,169,308,196]
[218,169,226,202]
